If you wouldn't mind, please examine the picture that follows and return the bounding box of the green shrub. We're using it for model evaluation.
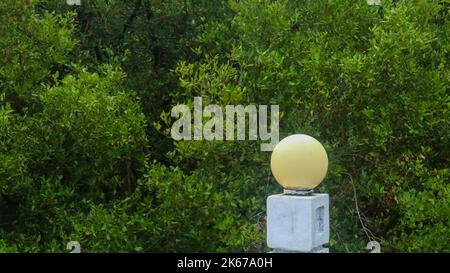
[0,68,148,251]
[0,0,76,112]
[161,0,449,252]
[1,0,448,253]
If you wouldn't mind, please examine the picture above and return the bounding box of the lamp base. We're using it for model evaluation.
[283,188,313,195]
[267,193,329,252]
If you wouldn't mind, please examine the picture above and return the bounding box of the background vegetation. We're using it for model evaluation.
[0,0,448,252]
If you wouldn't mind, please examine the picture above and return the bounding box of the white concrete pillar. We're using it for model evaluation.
[267,193,329,252]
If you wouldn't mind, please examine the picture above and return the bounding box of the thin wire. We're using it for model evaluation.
[349,177,376,243]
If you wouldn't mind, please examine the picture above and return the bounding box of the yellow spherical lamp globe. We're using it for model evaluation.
[270,134,328,190]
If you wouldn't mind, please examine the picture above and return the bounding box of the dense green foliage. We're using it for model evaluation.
[0,0,448,252]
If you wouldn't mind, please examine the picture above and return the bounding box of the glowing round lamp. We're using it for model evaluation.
[270,134,328,190]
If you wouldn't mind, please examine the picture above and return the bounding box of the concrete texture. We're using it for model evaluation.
[267,193,329,252]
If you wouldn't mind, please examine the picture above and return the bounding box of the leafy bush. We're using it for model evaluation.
[64,163,263,252]
[0,0,76,112]
[0,68,148,250]
[0,0,448,252]
[161,0,449,252]
[0,0,148,252]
